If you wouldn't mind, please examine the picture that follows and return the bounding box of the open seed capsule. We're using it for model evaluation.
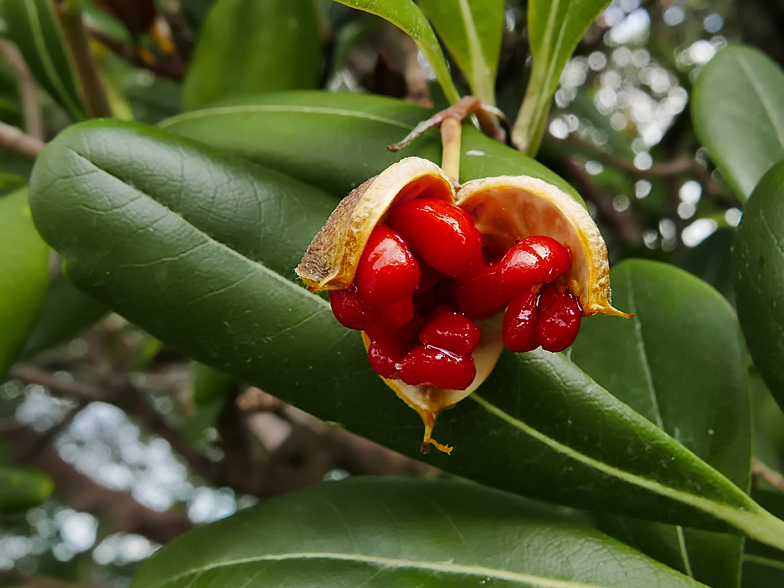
[297,157,630,454]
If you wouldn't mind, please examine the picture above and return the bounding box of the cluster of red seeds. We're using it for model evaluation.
[328,197,583,390]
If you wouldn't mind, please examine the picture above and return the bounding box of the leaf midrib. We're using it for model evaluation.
[149,551,627,588]
[66,148,330,312]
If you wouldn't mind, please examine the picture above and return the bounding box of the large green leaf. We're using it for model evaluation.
[0,465,53,511]
[0,188,49,378]
[27,120,784,549]
[159,91,580,199]
[131,477,704,588]
[20,270,109,359]
[734,160,784,413]
[511,0,612,155]
[3,0,87,120]
[742,490,784,588]
[417,0,504,104]
[330,0,460,103]
[571,260,750,588]
[182,0,322,111]
[693,45,784,201]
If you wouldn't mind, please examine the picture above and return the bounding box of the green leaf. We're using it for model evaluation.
[160,91,581,200]
[743,490,784,587]
[0,188,49,378]
[675,228,736,306]
[132,477,704,588]
[182,0,322,111]
[693,45,784,201]
[511,0,612,155]
[416,0,504,104]
[734,159,784,413]
[28,121,784,550]
[0,465,53,511]
[571,260,750,588]
[182,363,234,446]
[20,270,109,359]
[330,0,460,103]
[3,0,87,120]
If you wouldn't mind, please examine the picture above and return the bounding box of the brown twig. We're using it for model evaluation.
[563,136,739,208]
[4,424,194,544]
[753,459,784,493]
[51,0,112,117]
[0,40,44,140]
[88,27,186,80]
[563,158,644,246]
[0,121,45,159]
[9,364,218,485]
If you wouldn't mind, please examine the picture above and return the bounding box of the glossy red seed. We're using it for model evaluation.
[537,291,582,352]
[495,236,571,298]
[502,290,540,353]
[381,294,415,327]
[365,316,420,344]
[355,226,421,307]
[419,306,481,355]
[397,345,476,390]
[387,198,483,279]
[538,282,560,313]
[454,261,511,319]
[368,339,409,378]
[415,259,443,293]
[329,288,380,330]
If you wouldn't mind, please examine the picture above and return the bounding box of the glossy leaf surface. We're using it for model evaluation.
[512,0,611,154]
[21,271,109,359]
[27,121,784,550]
[0,188,49,378]
[160,91,581,199]
[693,45,784,201]
[132,477,705,588]
[328,1,460,103]
[182,0,322,111]
[3,0,87,120]
[0,465,53,511]
[743,490,784,587]
[571,260,750,588]
[417,0,504,103]
[734,160,784,412]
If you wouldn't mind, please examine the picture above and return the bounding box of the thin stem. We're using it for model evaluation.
[0,121,45,159]
[440,117,462,182]
[0,41,44,140]
[753,459,784,493]
[51,0,111,118]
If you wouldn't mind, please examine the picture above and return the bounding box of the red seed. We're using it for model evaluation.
[419,306,481,355]
[397,345,476,390]
[454,261,511,319]
[365,316,420,345]
[415,259,443,293]
[355,226,421,307]
[537,290,582,352]
[538,282,560,313]
[381,294,415,327]
[502,290,540,353]
[329,288,380,330]
[495,236,571,298]
[368,339,408,378]
[387,198,483,279]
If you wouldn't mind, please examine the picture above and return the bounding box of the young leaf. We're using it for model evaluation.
[511,0,612,155]
[570,260,751,588]
[330,0,461,103]
[160,91,580,199]
[20,271,109,359]
[3,0,87,120]
[0,465,53,511]
[131,477,705,588]
[417,0,504,104]
[734,159,784,414]
[693,45,784,201]
[0,188,49,378]
[27,121,784,549]
[182,0,322,111]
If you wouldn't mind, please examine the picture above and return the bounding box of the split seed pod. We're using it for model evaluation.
[297,157,630,453]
